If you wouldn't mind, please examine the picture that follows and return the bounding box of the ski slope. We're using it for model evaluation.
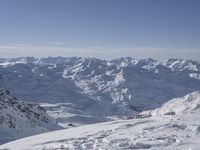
[1,91,200,150]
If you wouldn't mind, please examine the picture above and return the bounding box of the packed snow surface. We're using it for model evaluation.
[1,91,200,150]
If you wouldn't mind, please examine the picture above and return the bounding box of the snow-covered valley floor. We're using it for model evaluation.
[1,91,200,150]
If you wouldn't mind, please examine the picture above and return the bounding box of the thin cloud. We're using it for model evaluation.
[0,43,199,60]
[52,42,65,46]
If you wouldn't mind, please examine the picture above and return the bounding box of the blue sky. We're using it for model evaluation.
[0,0,199,59]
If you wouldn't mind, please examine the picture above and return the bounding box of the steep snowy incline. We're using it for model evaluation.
[1,91,200,150]
[0,57,200,126]
[0,88,62,144]
[145,91,200,116]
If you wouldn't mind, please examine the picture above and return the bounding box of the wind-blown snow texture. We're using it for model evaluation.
[1,91,200,150]
[0,88,61,144]
[0,57,200,127]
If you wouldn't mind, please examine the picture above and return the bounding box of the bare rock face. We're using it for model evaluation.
[0,88,62,144]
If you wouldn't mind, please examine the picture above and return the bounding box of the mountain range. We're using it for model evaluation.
[0,57,200,146]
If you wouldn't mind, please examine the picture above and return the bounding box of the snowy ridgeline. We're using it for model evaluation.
[1,91,200,150]
[0,88,62,144]
[0,57,200,127]
[0,57,200,149]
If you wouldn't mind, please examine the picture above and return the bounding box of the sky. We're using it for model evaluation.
[0,0,200,60]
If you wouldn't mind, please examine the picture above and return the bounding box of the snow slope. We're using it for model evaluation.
[1,91,200,150]
[0,57,200,126]
[0,88,62,144]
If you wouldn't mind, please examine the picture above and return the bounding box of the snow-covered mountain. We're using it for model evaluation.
[0,57,200,127]
[0,88,62,144]
[1,91,200,150]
